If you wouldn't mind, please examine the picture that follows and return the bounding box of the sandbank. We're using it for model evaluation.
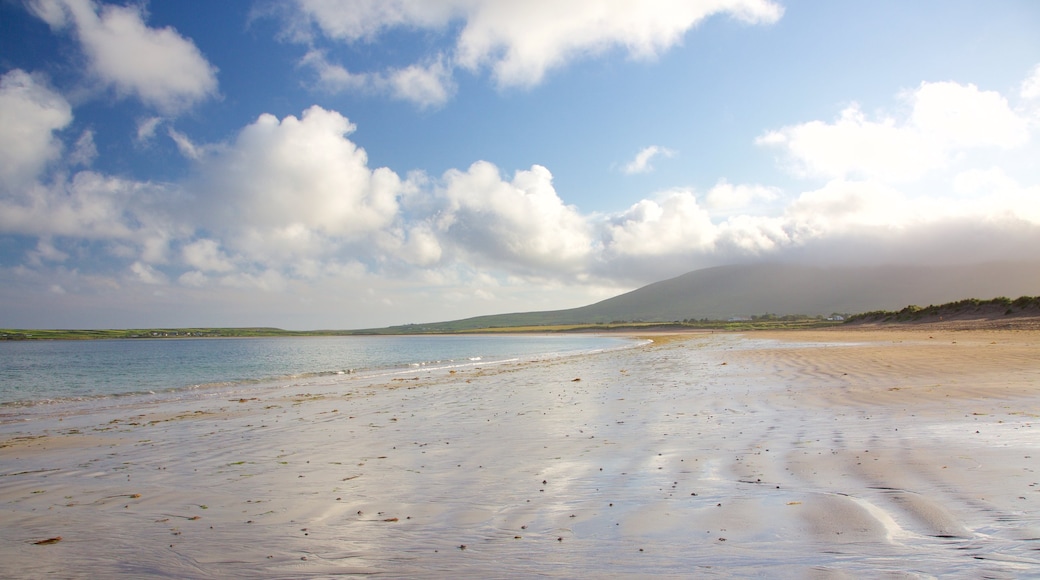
[1,328,1039,577]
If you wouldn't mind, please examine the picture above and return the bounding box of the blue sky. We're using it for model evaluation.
[1,0,1039,329]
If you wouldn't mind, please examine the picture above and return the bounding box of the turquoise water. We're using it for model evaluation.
[0,334,634,407]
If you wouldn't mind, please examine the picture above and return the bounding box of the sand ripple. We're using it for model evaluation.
[1,330,1039,577]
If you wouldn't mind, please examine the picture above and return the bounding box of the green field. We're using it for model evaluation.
[0,327,311,340]
[0,317,844,341]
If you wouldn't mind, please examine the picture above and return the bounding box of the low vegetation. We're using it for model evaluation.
[845,296,1040,324]
[8,297,1038,340]
[0,328,327,341]
[1,316,843,340]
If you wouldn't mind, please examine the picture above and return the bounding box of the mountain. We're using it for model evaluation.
[381,261,1040,332]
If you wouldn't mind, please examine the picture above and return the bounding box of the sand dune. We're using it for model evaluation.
[1,329,1039,577]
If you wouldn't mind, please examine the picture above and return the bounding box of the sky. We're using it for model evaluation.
[1,0,1039,330]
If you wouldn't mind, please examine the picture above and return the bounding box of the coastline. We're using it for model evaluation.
[2,328,1038,577]
[0,333,638,410]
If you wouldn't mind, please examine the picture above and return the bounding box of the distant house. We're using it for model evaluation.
[827,315,845,321]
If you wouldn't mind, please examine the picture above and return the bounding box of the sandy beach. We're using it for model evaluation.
[2,329,1039,578]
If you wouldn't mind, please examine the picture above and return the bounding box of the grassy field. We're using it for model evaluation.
[0,318,843,341]
[846,296,1040,324]
[0,328,309,340]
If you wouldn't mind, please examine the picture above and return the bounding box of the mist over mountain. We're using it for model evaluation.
[399,262,1040,331]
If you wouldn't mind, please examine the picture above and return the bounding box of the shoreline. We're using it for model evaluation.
[0,334,642,412]
[2,328,1039,577]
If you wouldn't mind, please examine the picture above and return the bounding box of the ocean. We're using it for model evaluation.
[0,334,636,409]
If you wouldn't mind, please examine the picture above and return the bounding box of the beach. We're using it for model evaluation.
[2,329,1039,578]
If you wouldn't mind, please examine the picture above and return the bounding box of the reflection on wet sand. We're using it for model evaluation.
[2,329,1039,577]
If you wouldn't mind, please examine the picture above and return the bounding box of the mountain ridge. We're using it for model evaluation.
[388,261,1040,332]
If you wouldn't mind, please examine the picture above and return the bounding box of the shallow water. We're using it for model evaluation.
[2,334,1039,578]
[0,334,633,407]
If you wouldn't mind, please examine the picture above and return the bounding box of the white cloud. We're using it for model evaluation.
[27,237,69,266]
[714,214,793,254]
[129,261,166,285]
[301,50,455,108]
[167,127,202,160]
[138,232,173,265]
[0,171,143,239]
[177,270,208,287]
[605,189,780,259]
[291,0,457,42]
[758,81,1032,182]
[909,81,1028,149]
[217,269,288,293]
[704,179,779,210]
[602,189,716,257]
[6,61,1040,327]
[622,145,675,175]
[375,223,443,267]
[300,49,370,93]
[785,179,913,230]
[69,130,97,167]
[136,116,163,142]
[1022,63,1040,100]
[30,0,218,113]
[0,70,72,188]
[455,0,782,88]
[28,0,69,27]
[292,0,782,94]
[193,106,405,263]
[182,239,235,273]
[593,188,799,281]
[436,161,593,274]
[387,56,456,108]
[951,167,1040,224]
[757,104,941,181]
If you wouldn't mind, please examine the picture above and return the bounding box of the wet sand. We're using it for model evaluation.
[2,329,1039,578]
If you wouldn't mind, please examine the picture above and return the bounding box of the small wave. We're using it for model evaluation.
[0,335,642,410]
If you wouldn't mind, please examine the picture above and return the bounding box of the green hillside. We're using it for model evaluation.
[361,261,1040,332]
[7,261,1038,338]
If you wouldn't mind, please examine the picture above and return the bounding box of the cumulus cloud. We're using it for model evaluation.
[950,167,1040,224]
[451,0,783,88]
[603,190,715,257]
[910,81,1029,148]
[29,0,218,113]
[181,239,235,273]
[594,189,803,281]
[6,59,1040,327]
[0,70,72,189]
[301,50,455,108]
[289,0,457,42]
[129,260,166,285]
[0,68,178,270]
[291,0,782,95]
[704,179,780,211]
[374,223,443,267]
[1022,64,1040,100]
[436,162,593,274]
[27,237,69,266]
[785,179,913,230]
[387,57,456,107]
[191,106,406,264]
[758,80,1031,181]
[622,145,675,175]
[300,49,368,92]
[0,170,161,240]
